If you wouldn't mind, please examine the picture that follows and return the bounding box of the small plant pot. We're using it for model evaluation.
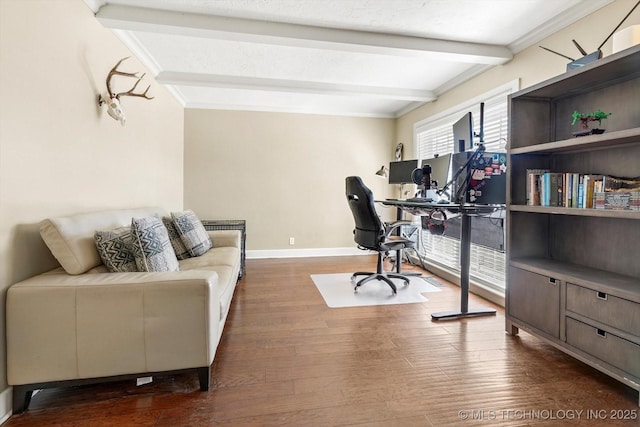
[573,128,606,137]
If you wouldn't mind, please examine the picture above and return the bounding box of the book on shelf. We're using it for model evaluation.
[524,172,639,209]
[571,173,579,208]
[526,169,549,206]
[583,174,604,209]
[549,172,563,207]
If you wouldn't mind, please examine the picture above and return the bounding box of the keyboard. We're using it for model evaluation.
[406,197,433,203]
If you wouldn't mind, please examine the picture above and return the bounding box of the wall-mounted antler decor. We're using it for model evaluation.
[97,57,153,126]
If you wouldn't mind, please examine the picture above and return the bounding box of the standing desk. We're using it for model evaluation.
[378,199,503,320]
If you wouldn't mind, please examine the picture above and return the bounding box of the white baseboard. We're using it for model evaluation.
[246,247,372,259]
[0,386,12,425]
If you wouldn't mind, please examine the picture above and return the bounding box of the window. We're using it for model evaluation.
[413,80,518,293]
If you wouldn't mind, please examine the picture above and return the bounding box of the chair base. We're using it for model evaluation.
[351,271,411,294]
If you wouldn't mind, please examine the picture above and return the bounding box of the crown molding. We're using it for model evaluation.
[509,0,613,53]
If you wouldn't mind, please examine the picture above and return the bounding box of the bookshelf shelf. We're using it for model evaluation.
[512,45,640,101]
[509,204,640,219]
[510,127,640,155]
[506,46,640,404]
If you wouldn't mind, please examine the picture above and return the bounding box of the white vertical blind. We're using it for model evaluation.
[413,80,518,292]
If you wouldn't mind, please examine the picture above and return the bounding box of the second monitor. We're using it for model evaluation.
[388,159,419,184]
[420,153,452,191]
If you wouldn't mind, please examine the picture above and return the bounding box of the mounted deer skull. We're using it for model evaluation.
[98,57,153,126]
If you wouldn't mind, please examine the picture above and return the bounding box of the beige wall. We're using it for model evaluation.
[184,1,640,255]
[0,0,637,408]
[184,109,396,251]
[0,0,184,393]
[396,0,640,155]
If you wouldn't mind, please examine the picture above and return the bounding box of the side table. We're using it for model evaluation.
[201,219,246,278]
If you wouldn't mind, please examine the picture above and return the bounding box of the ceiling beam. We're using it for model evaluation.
[156,71,436,102]
[96,4,513,65]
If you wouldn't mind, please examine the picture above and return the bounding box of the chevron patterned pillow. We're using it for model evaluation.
[131,216,180,272]
[171,210,213,257]
[94,227,137,272]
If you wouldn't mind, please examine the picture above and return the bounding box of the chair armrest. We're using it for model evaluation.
[383,220,415,238]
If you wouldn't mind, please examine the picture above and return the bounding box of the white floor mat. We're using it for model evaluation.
[311,272,441,308]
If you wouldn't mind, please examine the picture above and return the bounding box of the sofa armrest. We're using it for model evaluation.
[209,230,241,250]
[7,270,221,385]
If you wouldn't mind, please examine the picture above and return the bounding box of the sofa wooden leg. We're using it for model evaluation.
[12,385,33,414]
[198,366,211,391]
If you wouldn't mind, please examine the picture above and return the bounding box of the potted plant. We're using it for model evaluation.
[571,109,612,137]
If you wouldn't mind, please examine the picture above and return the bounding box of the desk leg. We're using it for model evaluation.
[393,207,420,276]
[431,211,496,320]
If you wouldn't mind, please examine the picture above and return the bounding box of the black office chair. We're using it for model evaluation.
[345,176,418,294]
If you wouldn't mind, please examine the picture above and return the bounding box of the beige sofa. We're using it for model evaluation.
[6,207,242,413]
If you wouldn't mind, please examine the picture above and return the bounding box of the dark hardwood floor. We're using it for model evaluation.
[5,256,638,426]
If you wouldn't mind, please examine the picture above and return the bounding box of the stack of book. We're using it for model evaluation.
[594,192,640,210]
[526,171,640,209]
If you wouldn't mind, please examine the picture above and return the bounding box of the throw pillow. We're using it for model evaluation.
[162,216,191,260]
[94,226,137,272]
[171,210,213,257]
[130,216,180,272]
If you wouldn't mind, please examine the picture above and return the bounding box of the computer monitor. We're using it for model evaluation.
[388,159,419,184]
[420,154,452,190]
[453,112,474,153]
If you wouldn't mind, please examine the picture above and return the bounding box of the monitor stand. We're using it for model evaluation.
[424,189,439,200]
[398,183,407,200]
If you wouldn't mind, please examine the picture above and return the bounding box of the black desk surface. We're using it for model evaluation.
[377,199,504,214]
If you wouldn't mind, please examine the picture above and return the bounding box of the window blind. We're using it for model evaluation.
[413,80,518,292]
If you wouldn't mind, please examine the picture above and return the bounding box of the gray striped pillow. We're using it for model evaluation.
[171,210,212,257]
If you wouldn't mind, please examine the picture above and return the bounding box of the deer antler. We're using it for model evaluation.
[106,56,154,101]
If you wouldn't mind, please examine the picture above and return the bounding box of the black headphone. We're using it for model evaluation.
[421,208,447,235]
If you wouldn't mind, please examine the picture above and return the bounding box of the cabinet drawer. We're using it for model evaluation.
[566,317,640,379]
[508,267,560,338]
[566,283,640,337]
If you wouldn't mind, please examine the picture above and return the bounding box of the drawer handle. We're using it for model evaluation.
[596,291,608,301]
[548,278,558,285]
[596,329,607,338]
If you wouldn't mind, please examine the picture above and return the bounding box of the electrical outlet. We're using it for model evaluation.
[136,376,153,386]
[289,237,295,245]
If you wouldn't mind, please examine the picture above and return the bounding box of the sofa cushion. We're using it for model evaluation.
[171,210,212,257]
[39,207,164,275]
[130,217,179,272]
[162,217,191,260]
[94,227,137,272]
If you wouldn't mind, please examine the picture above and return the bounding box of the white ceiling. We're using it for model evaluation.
[85,0,611,118]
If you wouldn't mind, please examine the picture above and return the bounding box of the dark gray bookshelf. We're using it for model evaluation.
[506,45,640,405]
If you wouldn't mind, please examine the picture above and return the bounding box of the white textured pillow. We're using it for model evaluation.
[130,217,179,272]
[171,210,213,257]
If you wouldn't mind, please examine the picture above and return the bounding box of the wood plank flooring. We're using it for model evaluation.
[5,255,638,426]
